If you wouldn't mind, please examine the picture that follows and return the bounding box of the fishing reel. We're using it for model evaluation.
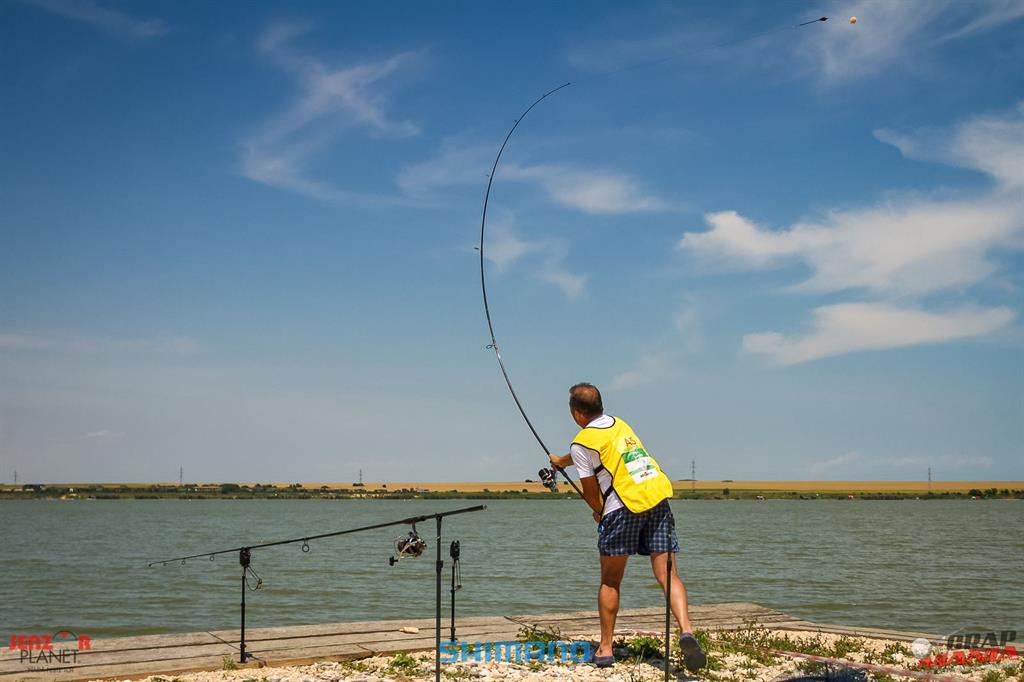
[389,528,427,566]
[538,467,559,492]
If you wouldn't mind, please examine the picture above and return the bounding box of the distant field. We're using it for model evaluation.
[15,479,1021,494]
[293,480,1022,494]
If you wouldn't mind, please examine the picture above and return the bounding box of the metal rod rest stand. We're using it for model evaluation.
[434,517,442,682]
[149,505,487,666]
[240,548,249,662]
[449,540,461,642]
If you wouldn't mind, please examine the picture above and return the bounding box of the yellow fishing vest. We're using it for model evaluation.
[572,416,673,513]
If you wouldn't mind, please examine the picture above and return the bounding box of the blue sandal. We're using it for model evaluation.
[589,651,615,668]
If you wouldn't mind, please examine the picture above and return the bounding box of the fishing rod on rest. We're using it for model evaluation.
[147,504,486,677]
[477,82,583,498]
[146,505,485,566]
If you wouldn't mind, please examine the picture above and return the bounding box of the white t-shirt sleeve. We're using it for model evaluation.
[570,442,599,478]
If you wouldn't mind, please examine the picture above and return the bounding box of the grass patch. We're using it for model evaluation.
[515,623,563,644]
[221,655,238,670]
[623,634,666,660]
[386,652,424,677]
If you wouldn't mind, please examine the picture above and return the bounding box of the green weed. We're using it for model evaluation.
[387,652,423,677]
[625,634,666,660]
[515,623,563,644]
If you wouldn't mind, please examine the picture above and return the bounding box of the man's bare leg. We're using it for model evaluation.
[596,555,628,657]
[650,551,692,633]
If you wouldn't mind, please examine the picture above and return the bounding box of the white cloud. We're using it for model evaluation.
[608,352,672,391]
[477,214,586,299]
[743,303,1014,366]
[19,0,167,39]
[874,102,1024,190]
[242,22,421,203]
[0,332,200,356]
[681,197,1022,296]
[882,455,993,470]
[503,163,668,214]
[0,333,55,351]
[808,451,861,477]
[805,451,993,477]
[940,0,1024,41]
[83,429,125,439]
[482,220,544,272]
[538,261,587,300]
[797,0,1024,83]
[682,98,1024,293]
[607,301,700,390]
[399,144,668,214]
[798,1,948,82]
[397,143,489,202]
[567,2,1024,85]
[680,102,1023,364]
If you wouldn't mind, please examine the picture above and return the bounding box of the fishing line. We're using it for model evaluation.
[477,15,834,492]
[147,505,485,566]
[580,15,831,84]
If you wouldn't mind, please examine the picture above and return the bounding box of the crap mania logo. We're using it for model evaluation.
[9,630,91,671]
[913,630,1018,669]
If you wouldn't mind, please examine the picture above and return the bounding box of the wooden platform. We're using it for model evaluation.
[0,603,944,682]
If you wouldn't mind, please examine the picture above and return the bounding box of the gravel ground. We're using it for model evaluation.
[88,630,1023,682]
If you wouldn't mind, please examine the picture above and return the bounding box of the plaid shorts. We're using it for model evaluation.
[598,499,680,556]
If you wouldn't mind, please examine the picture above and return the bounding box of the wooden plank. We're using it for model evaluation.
[1,654,262,682]
[0,622,523,672]
[0,618,513,666]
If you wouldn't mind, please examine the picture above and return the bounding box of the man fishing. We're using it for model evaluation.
[548,382,706,671]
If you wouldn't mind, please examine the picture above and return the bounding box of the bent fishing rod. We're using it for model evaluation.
[147,504,486,566]
[477,82,583,498]
[477,16,836,498]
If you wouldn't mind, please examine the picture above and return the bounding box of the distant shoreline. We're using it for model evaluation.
[2,480,1021,501]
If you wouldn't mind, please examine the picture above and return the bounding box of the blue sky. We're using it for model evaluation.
[1,0,1022,483]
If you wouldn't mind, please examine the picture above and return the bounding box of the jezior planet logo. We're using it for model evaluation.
[9,630,91,670]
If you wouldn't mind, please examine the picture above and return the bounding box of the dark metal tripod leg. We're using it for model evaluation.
[240,564,247,662]
[239,547,251,663]
[435,517,443,682]
[450,561,457,642]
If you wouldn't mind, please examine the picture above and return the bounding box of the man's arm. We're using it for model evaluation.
[578,476,605,519]
[566,443,605,522]
[548,453,573,470]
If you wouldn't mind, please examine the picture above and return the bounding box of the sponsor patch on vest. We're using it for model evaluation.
[622,446,658,483]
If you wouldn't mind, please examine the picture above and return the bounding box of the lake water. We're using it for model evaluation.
[1,499,1021,639]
